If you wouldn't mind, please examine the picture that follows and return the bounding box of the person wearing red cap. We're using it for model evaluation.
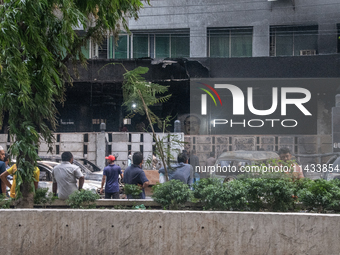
[100,155,122,199]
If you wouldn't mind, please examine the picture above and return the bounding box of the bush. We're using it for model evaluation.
[0,194,12,209]
[194,177,295,212]
[124,184,142,199]
[239,178,295,211]
[152,180,191,209]
[34,188,57,207]
[238,178,266,211]
[297,179,340,212]
[202,181,249,211]
[66,189,100,209]
[192,178,222,200]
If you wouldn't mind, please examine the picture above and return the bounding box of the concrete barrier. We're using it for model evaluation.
[0,209,338,255]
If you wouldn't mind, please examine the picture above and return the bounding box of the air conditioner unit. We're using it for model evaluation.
[300,50,316,56]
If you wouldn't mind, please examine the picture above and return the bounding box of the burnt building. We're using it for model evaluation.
[42,1,340,135]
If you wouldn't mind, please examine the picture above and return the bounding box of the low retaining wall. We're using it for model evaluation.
[0,210,338,255]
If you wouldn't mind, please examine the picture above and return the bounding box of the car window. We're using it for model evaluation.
[38,165,52,181]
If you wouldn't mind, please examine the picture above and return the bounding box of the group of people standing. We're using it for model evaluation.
[101,151,149,199]
[0,145,303,201]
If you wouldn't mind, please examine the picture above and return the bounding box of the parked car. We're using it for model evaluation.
[212,150,280,181]
[36,161,102,194]
[38,156,102,172]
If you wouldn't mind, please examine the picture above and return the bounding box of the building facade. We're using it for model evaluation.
[3,0,340,139]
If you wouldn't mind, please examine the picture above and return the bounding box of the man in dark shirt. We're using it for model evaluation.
[122,152,149,199]
[0,146,6,194]
[159,153,193,186]
[100,155,122,199]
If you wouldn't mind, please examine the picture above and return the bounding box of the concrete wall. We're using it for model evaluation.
[128,0,340,57]
[1,209,340,255]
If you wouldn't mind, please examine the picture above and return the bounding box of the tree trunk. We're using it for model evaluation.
[16,182,34,208]
[137,89,169,181]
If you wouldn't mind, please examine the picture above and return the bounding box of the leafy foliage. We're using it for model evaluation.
[192,178,223,200]
[124,184,142,199]
[121,65,172,130]
[297,179,340,212]
[66,189,100,209]
[201,181,249,211]
[247,178,295,212]
[193,177,295,212]
[121,65,180,180]
[0,0,149,203]
[0,194,12,209]
[34,188,57,207]
[152,180,191,210]
[133,204,146,210]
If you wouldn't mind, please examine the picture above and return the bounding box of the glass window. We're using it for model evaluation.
[155,34,170,58]
[230,29,252,57]
[115,35,128,59]
[209,30,229,58]
[132,30,190,59]
[133,34,149,58]
[171,34,190,58]
[270,25,318,56]
[208,27,253,58]
[98,37,108,59]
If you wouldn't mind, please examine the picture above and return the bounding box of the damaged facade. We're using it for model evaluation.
[2,1,340,169]
[41,0,340,136]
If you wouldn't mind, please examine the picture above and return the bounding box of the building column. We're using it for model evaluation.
[252,23,270,57]
[96,132,108,170]
[332,95,340,152]
[190,27,207,58]
[319,23,337,54]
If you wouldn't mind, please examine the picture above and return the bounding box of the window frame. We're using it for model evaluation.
[131,29,190,59]
[270,25,318,57]
[207,27,253,58]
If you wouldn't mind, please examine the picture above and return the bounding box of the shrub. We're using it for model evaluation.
[0,194,12,209]
[238,178,266,211]
[66,189,100,209]
[152,180,191,210]
[193,176,296,212]
[124,184,142,199]
[202,180,249,211]
[261,178,295,212]
[297,179,340,212]
[192,178,222,200]
[292,178,313,196]
[34,188,57,207]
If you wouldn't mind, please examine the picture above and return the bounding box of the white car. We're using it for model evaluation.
[37,161,102,194]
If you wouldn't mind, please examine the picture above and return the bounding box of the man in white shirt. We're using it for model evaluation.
[52,151,84,199]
